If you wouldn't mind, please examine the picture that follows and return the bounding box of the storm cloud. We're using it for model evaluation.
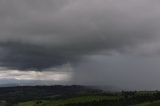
[0,0,160,70]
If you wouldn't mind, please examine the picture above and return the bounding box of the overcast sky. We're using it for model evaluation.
[1,0,160,90]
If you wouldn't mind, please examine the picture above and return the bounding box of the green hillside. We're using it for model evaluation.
[133,100,160,106]
[16,95,120,106]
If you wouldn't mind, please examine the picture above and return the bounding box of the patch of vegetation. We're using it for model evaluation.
[133,100,160,106]
[16,95,121,106]
[0,101,7,106]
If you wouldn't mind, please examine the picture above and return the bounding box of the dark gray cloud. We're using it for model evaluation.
[0,42,79,70]
[0,0,160,70]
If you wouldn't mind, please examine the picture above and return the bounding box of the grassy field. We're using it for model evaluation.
[1,93,160,106]
[15,95,121,106]
[133,100,160,106]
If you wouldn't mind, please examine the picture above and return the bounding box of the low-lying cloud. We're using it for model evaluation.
[0,63,73,82]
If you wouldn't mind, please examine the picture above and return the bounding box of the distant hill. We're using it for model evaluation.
[0,85,102,102]
[0,83,19,87]
[89,85,121,92]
